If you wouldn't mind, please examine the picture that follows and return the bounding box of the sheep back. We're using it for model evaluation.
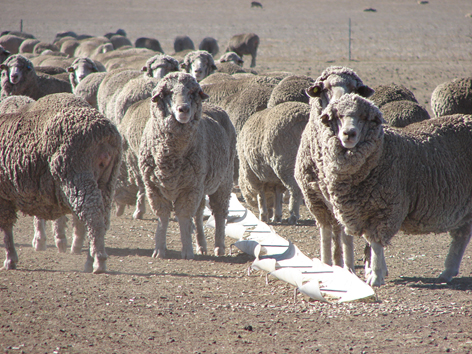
[370,83,418,108]
[431,77,472,117]
[381,100,430,127]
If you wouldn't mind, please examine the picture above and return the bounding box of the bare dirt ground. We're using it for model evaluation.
[2,0,472,353]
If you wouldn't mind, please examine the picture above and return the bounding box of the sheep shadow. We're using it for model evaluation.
[392,276,472,291]
[106,246,254,264]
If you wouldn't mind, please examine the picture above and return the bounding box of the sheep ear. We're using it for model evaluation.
[357,85,375,98]
[306,84,322,98]
[211,64,217,71]
[151,94,159,103]
[141,66,148,72]
[0,64,6,71]
[371,112,385,125]
[67,66,75,73]
[180,63,187,70]
[199,90,209,101]
[320,112,331,126]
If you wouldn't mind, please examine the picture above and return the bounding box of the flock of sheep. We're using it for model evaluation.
[0,28,471,287]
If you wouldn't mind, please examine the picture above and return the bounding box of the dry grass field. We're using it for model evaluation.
[2,0,472,353]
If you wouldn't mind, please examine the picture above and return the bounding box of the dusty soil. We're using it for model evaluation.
[2,0,472,353]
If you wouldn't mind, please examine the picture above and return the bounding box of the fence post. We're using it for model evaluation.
[20,19,23,32]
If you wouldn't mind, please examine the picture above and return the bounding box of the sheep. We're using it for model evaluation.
[181,50,217,82]
[30,54,75,70]
[0,46,10,64]
[18,39,41,54]
[0,34,25,54]
[238,101,310,224]
[370,83,417,108]
[1,55,72,100]
[294,66,374,272]
[33,42,60,56]
[174,35,195,53]
[226,33,259,68]
[307,93,472,286]
[96,68,142,122]
[60,39,81,57]
[431,77,472,117]
[199,37,219,56]
[114,54,180,124]
[380,100,430,127]
[67,57,100,93]
[74,72,107,110]
[251,1,263,8]
[0,92,122,273]
[117,98,152,219]
[74,37,111,58]
[53,31,78,43]
[267,75,315,108]
[135,37,164,53]
[218,51,244,66]
[139,72,236,259]
[109,35,132,50]
[0,95,35,113]
[104,29,127,39]
[369,83,429,127]
[200,72,234,85]
[0,31,35,40]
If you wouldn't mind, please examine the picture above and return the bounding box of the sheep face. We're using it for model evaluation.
[219,52,243,66]
[68,58,98,86]
[143,55,180,79]
[182,51,216,82]
[321,94,384,149]
[0,55,34,93]
[151,72,209,124]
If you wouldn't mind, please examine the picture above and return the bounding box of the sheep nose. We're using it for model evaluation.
[178,105,190,113]
[343,129,357,139]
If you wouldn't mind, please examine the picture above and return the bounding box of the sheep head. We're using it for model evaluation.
[151,72,209,124]
[67,57,99,86]
[142,54,180,79]
[320,93,384,149]
[181,51,217,82]
[1,55,35,95]
[218,52,244,66]
[306,66,374,109]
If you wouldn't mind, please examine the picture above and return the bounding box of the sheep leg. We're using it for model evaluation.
[257,190,269,222]
[250,54,256,68]
[209,187,231,257]
[132,178,146,220]
[273,185,284,223]
[84,221,108,274]
[52,215,68,253]
[71,214,86,255]
[320,227,333,266]
[32,216,47,251]
[438,224,472,283]
[152,212,170,259]
[177,215,195,260]
[194,198,207,256]
[332,228,344,268]
[365,241,387,286]
[342,230,355,272]
[287,187,302,225]
[115,203,126,217]
[2,225,18,270]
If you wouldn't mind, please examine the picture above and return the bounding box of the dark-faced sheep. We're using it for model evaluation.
[139,72,236,259]
[308,93,472,286]
[0,93,122,273]
[198,37,219,57]
[135,37,164,53]
[226,33,259,68]
[174,35,195,53]
[294,66,374,272]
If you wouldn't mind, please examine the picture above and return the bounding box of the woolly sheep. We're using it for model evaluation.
[215,62,248,75]
[18,39,40,54]
[60,39,81,57]
[110,35,132,50]
[0,95,35,113]
[30,54,75,69]
[139,72,236,259]
[104,29,127,39]
[96,68,142,122]
[53,31,78,43]
[380,100,430,127]
[67,57,100,93]
[1,55,72,99]
[1,31,35,40]
[0,92,122,273]
[174,35,195,52]
[431,77,472,117]
[75,37,111,58]
[200,72,234,85]
[310,93,472,286]
[238,101,310,224]
[0,34,24,54]
[135,37,164,53]
[33,42,60,56]
[218,52,244,66]
[294,66,374,271]
[267,75,314,108]
[370,83,417,108]
[226,33,259,68]
[181,50,217,82]
[199,37,219,56]
[74,72,107,109]
[0,46,10,64]
[114,54,180,124]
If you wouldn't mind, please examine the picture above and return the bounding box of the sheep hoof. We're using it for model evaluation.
[273,215,283,223]
[437,269,456,283]
[55,239,68,253]
[132,210,144,220]
[181,249,195,260]
[214,247,225,256]
[3,257,18,270]
[92,258,107,274]
[287,215,298,225]
[152,249,165,258]
[32,238,47,251]
[195,246,207,255]
[366,273,385,287]
[71,244,82,255]
[84,259,94,273]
